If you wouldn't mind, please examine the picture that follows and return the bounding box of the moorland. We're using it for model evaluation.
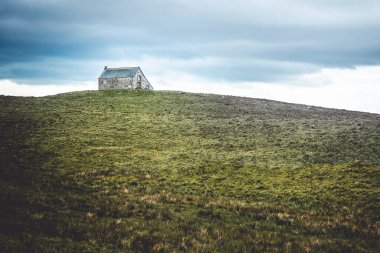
[0,90,379,252]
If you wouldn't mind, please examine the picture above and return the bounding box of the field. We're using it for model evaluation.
[0,90,379,252]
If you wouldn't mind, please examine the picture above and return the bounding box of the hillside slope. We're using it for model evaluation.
[0,90,379,252]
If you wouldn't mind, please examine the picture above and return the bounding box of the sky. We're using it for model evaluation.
[1,0,380,113]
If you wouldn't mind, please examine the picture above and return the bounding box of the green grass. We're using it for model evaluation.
[0,89,379,252]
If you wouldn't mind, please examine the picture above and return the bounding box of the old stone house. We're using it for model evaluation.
[98,66,153,90]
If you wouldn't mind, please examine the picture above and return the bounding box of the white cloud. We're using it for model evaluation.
[0,79,97,97]
[152,65,380,114]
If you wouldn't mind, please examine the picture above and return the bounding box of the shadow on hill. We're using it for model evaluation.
[0,115,91,252]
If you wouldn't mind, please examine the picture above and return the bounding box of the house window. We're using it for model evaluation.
[136,75,142,88]
[103,80,107,85]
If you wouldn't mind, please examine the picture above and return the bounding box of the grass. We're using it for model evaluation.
[0,89,379,252]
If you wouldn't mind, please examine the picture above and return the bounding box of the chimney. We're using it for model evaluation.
[104,66,107,70]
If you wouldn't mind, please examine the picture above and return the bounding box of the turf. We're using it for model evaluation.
[0,90,379,252]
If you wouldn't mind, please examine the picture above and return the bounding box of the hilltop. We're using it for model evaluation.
[0,90,379,252]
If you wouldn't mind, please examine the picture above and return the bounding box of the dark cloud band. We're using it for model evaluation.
[1,0,379,83]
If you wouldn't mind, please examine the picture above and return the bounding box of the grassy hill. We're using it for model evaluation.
[0,90,379,252]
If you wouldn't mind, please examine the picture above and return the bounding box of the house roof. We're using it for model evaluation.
[99,67,139,78]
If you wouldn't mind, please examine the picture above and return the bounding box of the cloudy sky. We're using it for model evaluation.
[1,0,380,113]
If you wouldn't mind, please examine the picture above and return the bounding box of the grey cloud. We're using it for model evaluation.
[0,0,379,83]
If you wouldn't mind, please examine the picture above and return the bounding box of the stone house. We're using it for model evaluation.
[98,66,153,90]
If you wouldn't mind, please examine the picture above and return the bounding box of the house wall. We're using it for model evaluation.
[132,68,153,90]
[98,77,133,90]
